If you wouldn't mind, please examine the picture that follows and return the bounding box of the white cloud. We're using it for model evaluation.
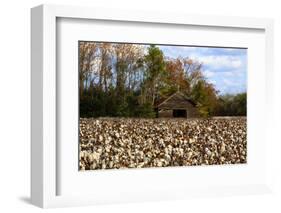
[223,78,234,86]
[190,55,243,70]
[223,71,234,77]
[209,80,217,85]
[204,70,215,78]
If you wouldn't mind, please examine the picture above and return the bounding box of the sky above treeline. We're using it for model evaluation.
[158,45,247,95]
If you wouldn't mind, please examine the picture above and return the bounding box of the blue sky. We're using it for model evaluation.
[158,45,247,95]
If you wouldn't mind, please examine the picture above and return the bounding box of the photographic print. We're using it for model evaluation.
[79,42,247,170]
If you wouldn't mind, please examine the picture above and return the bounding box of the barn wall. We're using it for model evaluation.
[186,106,199,118]
[157,107,199,118]
[158,109,173,118]
[157,92,200,118]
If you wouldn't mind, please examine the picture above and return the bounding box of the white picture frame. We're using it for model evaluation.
[31,4,274,208]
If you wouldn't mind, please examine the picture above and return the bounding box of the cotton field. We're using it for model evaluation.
[79,117,246,170]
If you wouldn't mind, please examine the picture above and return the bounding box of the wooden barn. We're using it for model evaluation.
[155,91,199,118]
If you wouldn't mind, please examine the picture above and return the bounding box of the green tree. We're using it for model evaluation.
[214,93,247,116]
[191,80,218,117]
[142,45,166,106]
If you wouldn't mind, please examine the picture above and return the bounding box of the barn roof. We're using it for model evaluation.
[156,91,197,109]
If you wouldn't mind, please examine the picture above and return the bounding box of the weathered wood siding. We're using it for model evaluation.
[158,109,173,118]
[159,93,193,109]
[157,92,199,118]
[183,106,199,118]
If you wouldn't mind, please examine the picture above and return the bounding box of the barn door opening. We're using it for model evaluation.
[173,109,187,118]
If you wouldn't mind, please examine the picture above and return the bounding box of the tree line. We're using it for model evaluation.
[79,42,246,118]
